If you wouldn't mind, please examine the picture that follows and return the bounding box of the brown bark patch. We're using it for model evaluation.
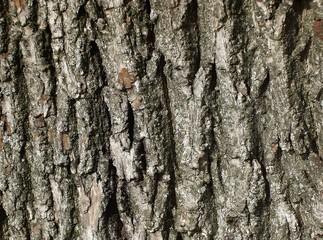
[4,166,12,174]
[32,222,41,235]
[31,130,39,140]
[125,15,131,25]
[35,115,45,128]
[39,94,50,106]
[82,136,89,145]
[118,68,136,89]
[309,152,322,167]
[271,142,279,152]
[4,118,11,135]
[2,52,8,59]
[12,0,25,9]
[48,129,56,141]
[198,155,208,171]
[132,97,141,110]
[313,19,323,41]
[61,133,71,151]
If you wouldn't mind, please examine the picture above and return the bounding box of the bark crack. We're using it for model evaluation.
[0,203,7,239]
[102,160,124,239]
[126,100,134,149]
[157,53,178,239]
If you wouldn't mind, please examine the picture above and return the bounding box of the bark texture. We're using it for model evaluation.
[1,0,323,239]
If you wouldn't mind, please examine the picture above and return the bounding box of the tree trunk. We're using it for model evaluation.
[1,0,323,239]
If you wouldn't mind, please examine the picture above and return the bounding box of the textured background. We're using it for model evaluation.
[0,0,323,239]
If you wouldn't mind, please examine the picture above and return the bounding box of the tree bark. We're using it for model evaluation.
[1,0,323,239]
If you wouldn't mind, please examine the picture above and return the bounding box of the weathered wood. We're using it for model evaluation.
[0,0,323,239]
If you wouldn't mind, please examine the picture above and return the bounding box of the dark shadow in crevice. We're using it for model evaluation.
[123,0,132,6]
[208,62,217,93]
[26,0,39,31]
[89,40,100,56]
[89,40,108,89]
[127,100,135,149]
[103,160,125,240]
[176,232,183,240]
[135,139,147,181]
[183,0,201,92]
[43,25,58,115]
[145,0,155,60]
[258,69,270,98]
[0,0,9,54]
[0,204,7,239]
[157,53,177,240]
[76,1,89,20]
[77,5,87,19]
[144,0,151,15]
[293,0,309,16]
[299,38,312,63]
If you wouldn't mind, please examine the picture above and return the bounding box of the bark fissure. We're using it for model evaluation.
[258,69,270,98]
[126,100,134,149]
[0,203,7,239]
[102,160,124,240]
[158,53,177,239]
[0,0,9,54]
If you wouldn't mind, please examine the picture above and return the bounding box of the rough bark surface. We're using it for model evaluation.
[1,0,323,239]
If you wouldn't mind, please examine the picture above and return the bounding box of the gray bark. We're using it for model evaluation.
[1,0,323,239]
